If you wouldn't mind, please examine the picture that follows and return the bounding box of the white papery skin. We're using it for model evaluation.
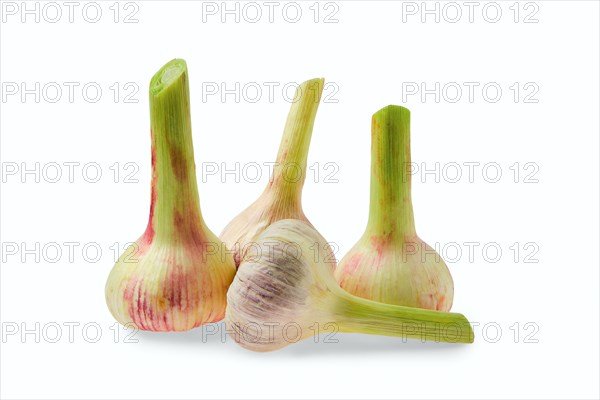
[225,219,336,351]
[219,189,311,267]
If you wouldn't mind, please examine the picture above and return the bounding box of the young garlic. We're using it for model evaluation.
[335,105,454,311]
[226,219,473,352]
[219,78,324,267]
[105,59,236,331]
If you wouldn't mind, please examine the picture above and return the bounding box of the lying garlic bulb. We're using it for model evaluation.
[226,219,473,352]
[105,59,236,331]
[335,105,454,311]
[220,78,324,267]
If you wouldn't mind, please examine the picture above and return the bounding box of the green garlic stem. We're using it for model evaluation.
[366,105,416,238]
[268,78,324,205]
[334,290,474,343]
[146,59,203,244]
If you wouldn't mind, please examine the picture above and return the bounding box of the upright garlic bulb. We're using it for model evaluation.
[226,219,473,352]
[220,78,324,267]
[335,105,454,311]
[105,59,236,331]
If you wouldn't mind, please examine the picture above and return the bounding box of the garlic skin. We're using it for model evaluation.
[105,59,236,331]
[226,219,473,352]
[220,78,324,267]
[335,105,454,311]
[106,230,235,331]
[226,219,335,351]
[336,236,453,311]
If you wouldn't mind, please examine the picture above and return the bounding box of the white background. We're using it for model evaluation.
[1,1,599,399]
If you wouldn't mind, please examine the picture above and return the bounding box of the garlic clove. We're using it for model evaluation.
[335,105,454,311]
[226,219,473,352]
[220,78,324,267]
[105,59,236,331]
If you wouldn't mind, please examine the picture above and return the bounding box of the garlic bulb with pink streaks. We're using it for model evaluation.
[335,105,454,311]
[105,59,236,331]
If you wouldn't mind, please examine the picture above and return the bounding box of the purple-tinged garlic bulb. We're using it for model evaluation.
[226,219,473,352]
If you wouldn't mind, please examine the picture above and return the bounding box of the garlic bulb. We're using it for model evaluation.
[335,105,454,311]
[105,59,236,331]
[219,78,324,267]
[226,219,473,352]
